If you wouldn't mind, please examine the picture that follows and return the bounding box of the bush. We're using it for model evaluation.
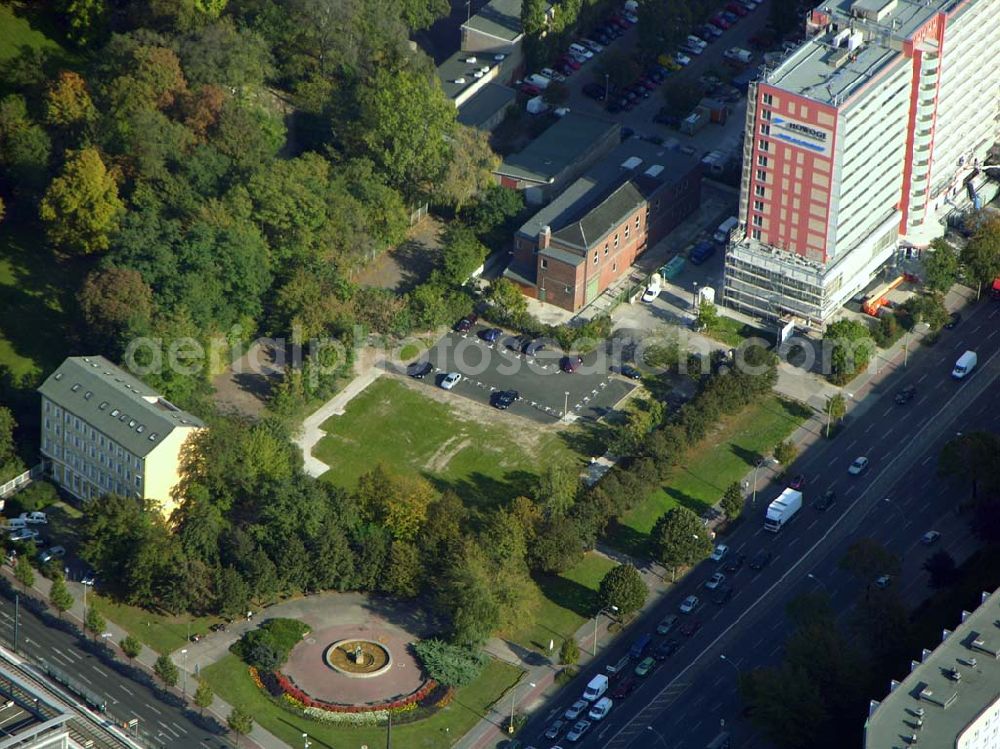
[559,638,580,666]
[232,618,310,670]
[773,440,798,465]
[412,639,488,687]
[554,666,579,686]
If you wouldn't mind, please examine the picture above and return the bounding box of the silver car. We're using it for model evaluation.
[440,372,462,390]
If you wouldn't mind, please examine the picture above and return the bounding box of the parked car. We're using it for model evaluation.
[641,283,661,302]
[710,543,729,562]
[440,372,462,390]
[559,55,582,70]
[568,43,594,59]
[816,490,836,511]
[406,361,432,379]
[874,574,892,589]
[653,639,680,661]
[37,546,66,565]
[612,676,638,699]
[788,474,806,490]
[721,10,739,23]
[723,553,746,574]
[490,390,520,410]
[81,571,97,587]
[564,700,588,720]
[540,67,566,82]
[9,528,39,542]
[921,530,941,545]
[581,38,604,53]
[705,572,726,590]
[674,52,692,66]
[713,586,734,605]
[479,327,502,343]
[895,385,917,404]
[634,656,656,677]
[210,622,228,632]
[520,82,542,96]
[679,619,701,636]
[523,339,544,356]
[612,364,642,380]
[848,456,870,475]
[454,314,478,332]
[565,720,591,742]
[18,512,47,525]
[561,356,583,373]
[945,312,962,329]
[711,13,731,28]
[726,2,749,16]
[749,550,772,570]
[680,595,699,613]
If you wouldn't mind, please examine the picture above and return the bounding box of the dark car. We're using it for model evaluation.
[506,334,531,353]
[406,360,433,379]
[556,62,575,77]
[583,82,606,100]
[894,384,917,404]
[723,553,746,574]
[479,327,502,343]
[654,110,681,128]
[612,364,642,379]
[646,69,665,83]
[210,622,228,633]
[606,100,624,113]
[689,240,716,265]
[679,619,701,637]
[612,676,638,699]
[815,489,836,511]
[520,82,542,96]
[544,719,567,740]
[788,474,805,490]
[524,339,545,356]
[712,586,734,605]
[944,312,962,329]
[559,55,582,70]
[561,356,583,373]
[653,639,680,661]
[491,389,520,410]
[454,314,478,332]
[749,550,773,571]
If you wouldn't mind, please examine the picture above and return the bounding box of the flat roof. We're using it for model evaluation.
[765,0,955,106]
[497,112,621,184]
[437,50,511,102]
[461,0,525,42]
[518,139,701,246]
[865,588,1000,748]
[457,82,516,127]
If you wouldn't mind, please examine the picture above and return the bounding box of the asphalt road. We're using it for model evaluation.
[520,299,1000,749]
[0,585,232,749]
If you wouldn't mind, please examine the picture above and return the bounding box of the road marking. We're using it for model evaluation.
[881,406,893,417]
[172,722,188,734]
[807,518,818,531]
[864,423,874,434]
[76,673,92,685]
[119,684,134,696]
[989,328,998,340]
[845,438,857,451]
[92,665,109,678]
[0,612,11,621]
[922,454,934,466]
[145,702,162,716]
[917,373,928,384]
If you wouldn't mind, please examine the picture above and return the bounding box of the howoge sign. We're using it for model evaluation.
[772,116,832,156]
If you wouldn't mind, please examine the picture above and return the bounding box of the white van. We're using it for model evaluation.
[525,73,551,90]
[582,674,609,701]
[588,696,614,721]
[4,517,27,531]
[952,350,977,379]
[687,35,708,51]
[713,216,739,243]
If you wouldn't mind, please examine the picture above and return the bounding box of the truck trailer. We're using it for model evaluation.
[764,488,802,532]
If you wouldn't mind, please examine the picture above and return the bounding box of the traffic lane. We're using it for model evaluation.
[0,590,230,748]
[421,328,636,420]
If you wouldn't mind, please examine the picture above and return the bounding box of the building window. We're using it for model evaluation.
[612,262,617,271]
[44,401,50,413]
[751,229,761,240]
[757,155,768,167]
[761,109,772,121]
[754,200,765,211]
[760,123,770,135]
[540,258,548,269]
[759,139,769,151]
[755,184,766,197]
[635,216,640,228]
[756,169,767,181]
[604,246,609,255]
[752,215,763,227]
[593,252,599,264]
[624,226,630,239]
[762,93,773,105]
[614,233,619,247]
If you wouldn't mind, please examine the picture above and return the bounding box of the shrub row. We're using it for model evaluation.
[269,668,438,714]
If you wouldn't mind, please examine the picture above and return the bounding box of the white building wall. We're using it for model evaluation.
[957,695,1000,749]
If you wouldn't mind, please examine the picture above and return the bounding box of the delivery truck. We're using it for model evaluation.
[764,488,802,532]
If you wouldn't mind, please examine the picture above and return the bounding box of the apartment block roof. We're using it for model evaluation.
[461,0,528,42]
[457,82,516,128]
[38,356,204,458]
[765,0,954,106]
[865,588,1000,748]
[438,50,512,103]
[518,139,700,250]
[496,112,621,185]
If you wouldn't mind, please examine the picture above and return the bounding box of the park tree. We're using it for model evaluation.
[439,125,499,210]
[924,550,958,588]
[44,71,97,129]
[923,238,960,293]
[486,278,528,325]
[854,588,911,660]
[227,706,253,747]
[440,543,501,647]
[785,591,834,630]
[638,0,689,62]
[0,405,21,476]
[720,482,743,519]
[412,639,488,687]
[84,607,105,640]
[839,538,900,582]
[440,225,488,286]
[194,680,214,714]
[54,0,108,48]
[900,291,949,330]
[14,556,34,591]
[0,95,53,192]
[39,147,124,256]
[823,319,874,384]
[354,67,456,198]
[773,440,798,465]
[825,394,847,437]
[119,634,142,664]
[696,301,719,330]
[597,563,647,617]
[534,461,580,518]
[559,637,580,665]
[154,654,179,688]
[598,49,642,91]
[355,465,437,542]
[651,507,713,579]
[962,216,1000,289]
[382,540,422,598]
[177,18,273,90]
[463,184,524,234]
[521,0,547,35]
[938,431,1000,501]
[769,0,801,36]
[49,576,74,618]
[78,266,154,350]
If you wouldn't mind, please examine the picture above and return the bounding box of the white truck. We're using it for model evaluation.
[764,488,802,532]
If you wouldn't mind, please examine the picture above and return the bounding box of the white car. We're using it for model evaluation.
[440,372,462,390]
[624,11,638,23]
[540,67,566,82]
[710,543,729,562]
[705,572,726,590]
[674,52,692,66]
[564,699,588,720]
[848,456,870,475]
[568,43,594,59]
[682,42,704,56]
[18,511,47,525]
[9,528,39,542]
[680,594,699,613]
[921,530,941,545]
[641,284,661,303]
[566,720,591,742]
[581,38,604,53]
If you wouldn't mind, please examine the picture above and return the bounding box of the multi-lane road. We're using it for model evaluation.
[0,586,233,749]
[521,298,1000,749]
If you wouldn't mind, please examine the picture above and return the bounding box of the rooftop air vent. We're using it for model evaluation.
[99,402,108,411]
[465,56,477,64]
[84,392,92,400]
[54,373,63,380]
[136,425,144,433]
[148,433,158,441]
[111,409,120,417]
[71,384,80,392]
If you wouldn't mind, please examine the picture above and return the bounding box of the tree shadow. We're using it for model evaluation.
[534,574,600,623]
[663,485,713,514]
[604,521,651,560]
[426,469,539,518]
[359,594,442,638]
[498,639,551,667]
[729,443,763,467]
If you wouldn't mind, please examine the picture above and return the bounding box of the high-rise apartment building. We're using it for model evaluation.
[724,0,1000,326]
[38,356,205,515]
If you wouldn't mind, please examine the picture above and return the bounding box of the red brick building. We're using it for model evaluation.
[505,143,702,311]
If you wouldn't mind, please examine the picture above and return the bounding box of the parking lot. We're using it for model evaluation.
[400,324,638,422]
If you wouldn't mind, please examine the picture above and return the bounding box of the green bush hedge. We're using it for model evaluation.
[232,618,311,671]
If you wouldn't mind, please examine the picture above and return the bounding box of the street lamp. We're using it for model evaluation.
[751,457,765,507]
[181,649,188,697]
[564,390,570,420]
[693,282,700,310]
[647,724,670,747]
[592,605,619,656]
[302,733,311,749]
[509,681,536,734]
[604,72,610,103]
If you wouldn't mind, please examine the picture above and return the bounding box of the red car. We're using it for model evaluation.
[711,13,731,29]
[610,13,631,28]
[559,55,582,70]
[520,83,542,96]
[454,314,478,332]
[680,619,701,637]
[788,474,806,490]
[612,676,638,699]
[726,2,749,15]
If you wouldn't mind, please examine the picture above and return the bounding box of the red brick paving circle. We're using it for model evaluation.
[282,625,426,705]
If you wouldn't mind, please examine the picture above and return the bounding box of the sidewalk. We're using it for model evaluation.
[1,568,284,749]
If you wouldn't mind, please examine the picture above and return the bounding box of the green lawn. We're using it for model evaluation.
[315,377,583,509]
[511,552,618,654]
[201,653,524,749]
[609,396,811,557]
[88,595,221,655]
[0,4,68,63]
[702,315,770,347]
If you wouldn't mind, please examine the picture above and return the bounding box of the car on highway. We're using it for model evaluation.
[749,549,772,570]
[848,456,870,475]
[723,553,746,574]
[788,474,806,490]
[544,719,567,740]
[565,719,591,742]
[588,697,613,721]
[406,361,432,378]
[680,594,699,613]
[612,676,638,698]
[561,356,583,373]
[679,619,702,637]
[440,372,462,390]
[712,586,734,605]
[490,390,520,410]
[944,312,962,329]
[656,614,678,635]
[705,572,726,590]
[37,546,65,564]
[816,490,836,511]
[454,314,478,332]
[634,656,656,677]
[895,385,917,404]
[653,639,680,660]
[921,530,941,545]
[564,700,588,720]
[710,543,729,562]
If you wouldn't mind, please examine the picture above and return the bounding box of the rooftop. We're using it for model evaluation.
[457,82,516,128]
[518,138,701,250]
[38,356,204,458]
[437,50,511,102]
[865,588,1000,749]
[461,0,527,43]
[497,112,621,185]
[765,0,954,106]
